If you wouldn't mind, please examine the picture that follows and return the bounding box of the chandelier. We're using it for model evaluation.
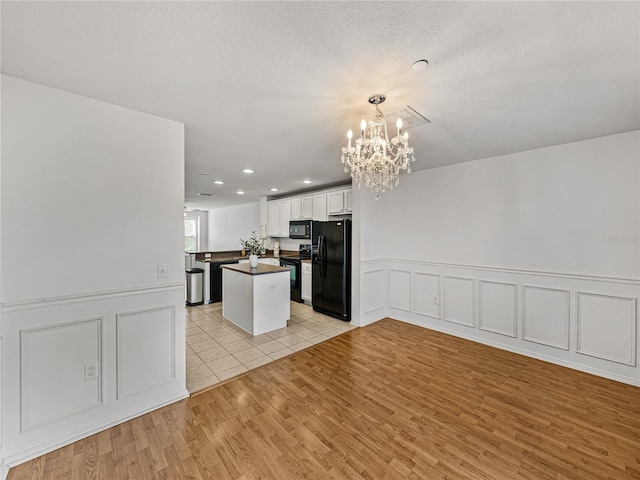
[341,94,415,198]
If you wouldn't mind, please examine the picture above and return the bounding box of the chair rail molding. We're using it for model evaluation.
[1,283,184,313]
[385,258,640,285]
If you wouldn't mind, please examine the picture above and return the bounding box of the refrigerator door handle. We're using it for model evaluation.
[322,235,328,279]
[318,235,325,278]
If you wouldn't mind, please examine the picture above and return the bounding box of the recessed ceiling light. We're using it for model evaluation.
[242,169,254,174]
[197,193,215,197]
[200,173,207,177]
[412,59,429,71]
[270,188,279,192]
[237,190,245,195]
[213,180,224,185]
[303,180,312,184]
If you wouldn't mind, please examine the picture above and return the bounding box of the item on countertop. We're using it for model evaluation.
[274,241,280,256]
[239,231,268,256]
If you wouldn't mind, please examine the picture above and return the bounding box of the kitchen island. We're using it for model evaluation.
[190,249,297,304]
[221,263,290,336]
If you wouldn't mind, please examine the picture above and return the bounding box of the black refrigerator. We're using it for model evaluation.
[312,220,351,321]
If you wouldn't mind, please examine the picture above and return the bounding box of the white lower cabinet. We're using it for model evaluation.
[301,262,312,303]
[259,258,280,266]
[239,258,279,266]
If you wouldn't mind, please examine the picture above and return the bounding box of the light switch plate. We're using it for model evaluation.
[158,263,168,278]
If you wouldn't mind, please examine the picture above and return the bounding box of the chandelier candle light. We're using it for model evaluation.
[341,94,415,198]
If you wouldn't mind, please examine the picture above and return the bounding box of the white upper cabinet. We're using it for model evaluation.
[344,190,352,213]
[312,194,327,221]
[291,196,313,220]
[328,191,345,214]
[328,189,352,215]
[267,187,350,235]
[278,200,291,237]
[301,196,313,219]
[291,198,302,220]
[267,199,292,237]
[267,201,280,236]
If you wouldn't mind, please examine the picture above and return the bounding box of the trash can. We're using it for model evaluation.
[185,268,204,306]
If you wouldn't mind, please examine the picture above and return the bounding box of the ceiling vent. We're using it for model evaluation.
[385,106,430,129]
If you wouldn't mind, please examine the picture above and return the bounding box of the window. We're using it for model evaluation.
[185,217,199,252]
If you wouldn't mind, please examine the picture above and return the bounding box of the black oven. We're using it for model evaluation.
[279,244,311,303]
[279,257,302,303]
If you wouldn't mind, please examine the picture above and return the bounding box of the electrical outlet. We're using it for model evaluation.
[433,296,439,305]
[84,362,98,380]
[157,263,168,278]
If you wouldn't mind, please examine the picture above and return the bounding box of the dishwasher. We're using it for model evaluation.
[210,259,239,303]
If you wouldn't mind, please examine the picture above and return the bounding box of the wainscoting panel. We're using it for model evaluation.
[20,318,102,431]
[478,281,517,338]
[443,276,475,327]
[388,270,412,312]
[577,292,637,366]
[1,285,187,474]
[362,269,385,314]
[383,258,639,386]
[117,306,175,398]
[523,285,570,350]
[414,273,441,319]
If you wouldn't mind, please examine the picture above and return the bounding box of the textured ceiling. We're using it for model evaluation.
[2,1,639,209]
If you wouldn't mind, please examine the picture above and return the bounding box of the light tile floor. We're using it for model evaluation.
[186,301,355,392]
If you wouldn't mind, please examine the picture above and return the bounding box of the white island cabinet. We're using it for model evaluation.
[222,263,290,335]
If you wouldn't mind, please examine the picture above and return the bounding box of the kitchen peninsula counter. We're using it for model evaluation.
[221,263,290,335]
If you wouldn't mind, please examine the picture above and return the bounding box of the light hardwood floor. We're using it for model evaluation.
[8,318,640,479]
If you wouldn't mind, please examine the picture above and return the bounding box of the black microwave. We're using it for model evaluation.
[289,220,312,239]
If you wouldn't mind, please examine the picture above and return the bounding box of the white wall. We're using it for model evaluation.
[382,132,639,278]
[207,202,260,250]
[1,76,188,476]
[357,131,640,385]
